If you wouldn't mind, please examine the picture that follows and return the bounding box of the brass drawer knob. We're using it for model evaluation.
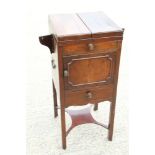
[88,43,94,51]
[86,91,93,99]
[64,70,68,77]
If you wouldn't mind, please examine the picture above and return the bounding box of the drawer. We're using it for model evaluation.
[64,85,113,107]
[63,41,118,56]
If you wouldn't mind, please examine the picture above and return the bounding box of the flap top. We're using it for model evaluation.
[48,12,123,42]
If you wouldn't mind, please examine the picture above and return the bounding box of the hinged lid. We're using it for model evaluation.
[48,12,123,42]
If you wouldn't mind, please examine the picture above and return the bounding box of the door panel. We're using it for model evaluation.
[63,52,116,90]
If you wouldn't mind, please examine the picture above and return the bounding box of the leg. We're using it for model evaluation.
[57,46,67,149]
[93,103,98,111]
[108,42,121,141]
[61,107,66,149]
[108,98,116,141]
[52,81,58,118]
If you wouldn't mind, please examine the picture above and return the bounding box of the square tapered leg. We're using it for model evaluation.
[52,81,58,118]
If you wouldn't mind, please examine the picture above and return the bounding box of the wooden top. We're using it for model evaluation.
[48,12,123,42]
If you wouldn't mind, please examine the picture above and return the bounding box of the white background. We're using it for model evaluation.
[0,0,155,154]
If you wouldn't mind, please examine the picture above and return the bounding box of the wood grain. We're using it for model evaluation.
[63,41,118,56]
[68,56,112,85]
[63,52,116,90]
[39,12,124,149]
[108,41,122,141]
[64,85,113,107]
[78,12,123,38]
[48,12,123,42]
[48,13,91,41]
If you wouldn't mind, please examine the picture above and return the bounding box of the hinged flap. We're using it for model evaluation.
[48,12,124,42]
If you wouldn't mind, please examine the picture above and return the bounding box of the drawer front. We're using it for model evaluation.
[64,85,113,107]
[63,52,116,90]
[63,41,118,56]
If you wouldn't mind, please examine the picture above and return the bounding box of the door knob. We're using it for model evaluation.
[88,43,94,51]
[64,70,68,77]
[86,91,93,99]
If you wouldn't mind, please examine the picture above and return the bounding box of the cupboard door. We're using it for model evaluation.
[63,52,116,90]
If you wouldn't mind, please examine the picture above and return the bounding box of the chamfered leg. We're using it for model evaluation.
[61,107,67,149]
[52,81,58,118]
[108,98,116,141]
[108,41,122,140]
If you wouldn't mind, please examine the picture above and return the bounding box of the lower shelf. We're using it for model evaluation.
[65,104,109,136]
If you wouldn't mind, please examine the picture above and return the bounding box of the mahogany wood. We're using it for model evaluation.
[63,41,118,56]
[57,45,67,149]
[39,34,55,53]
[108,41,122,141]
[58,35,123,46]
[39,12,124,149]
[52,81,58,117]
[94,103,98,111]
[78,12,122,38]
[69,57,111,84]
[48,13,91,41]
[65,105,109,136]
[63,52,116,90]
[64,85,113,107]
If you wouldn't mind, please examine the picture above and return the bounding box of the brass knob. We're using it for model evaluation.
[64,70,68,77]
[51,59,56,69]
[86,91,93,99]
[88,43,94,51]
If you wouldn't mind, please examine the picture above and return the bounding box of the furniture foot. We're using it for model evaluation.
[108,100,116,141]
[93,103,98,111]
[61,107,67,149]
[62,143,66,150]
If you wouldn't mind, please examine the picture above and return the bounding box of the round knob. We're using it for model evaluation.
[86,91,93,99]
[64,70,68,77]
[88,43,94,51]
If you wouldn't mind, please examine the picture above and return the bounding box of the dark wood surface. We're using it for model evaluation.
[63,41,118,56]
[64,85,113,107]
[63,53,115,89]
[65,105,109,136]
[39,34,55,53]
[48,12,123,42]
[39,12,124,149]
[63,52,116,90]
[48,13,91,41]
[68,56,112,85]
[78,12,122,38]
[108,40,122,141]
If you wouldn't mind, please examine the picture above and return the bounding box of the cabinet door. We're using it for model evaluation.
[63,52,116,90]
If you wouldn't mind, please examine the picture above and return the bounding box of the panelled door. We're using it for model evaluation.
[63,52,116,90]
